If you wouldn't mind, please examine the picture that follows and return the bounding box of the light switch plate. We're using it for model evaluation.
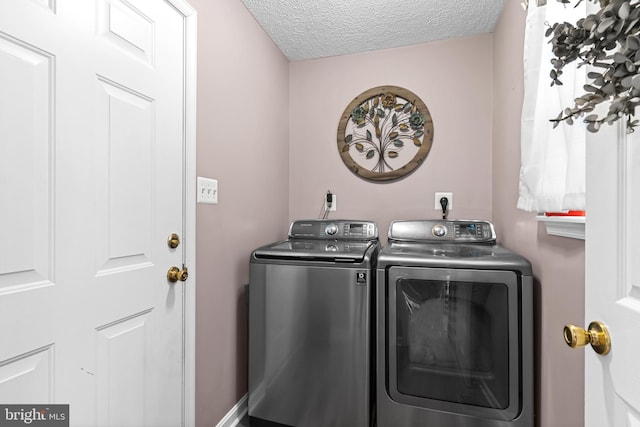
[197,177,218,204]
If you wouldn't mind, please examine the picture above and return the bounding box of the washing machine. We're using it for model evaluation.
[248,219,379,427]
[376,220,533,427]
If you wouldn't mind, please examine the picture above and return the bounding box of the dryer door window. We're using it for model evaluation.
[386,267,521,421]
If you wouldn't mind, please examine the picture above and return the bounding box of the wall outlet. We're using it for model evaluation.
[434,192,453,210]
[197,177,218,204]
[325,194,337,212]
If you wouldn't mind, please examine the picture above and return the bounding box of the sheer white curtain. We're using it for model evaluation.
[518,1,586,213]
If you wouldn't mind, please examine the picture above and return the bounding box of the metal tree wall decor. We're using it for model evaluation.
[548,0,640,132]
[337,86,434,181]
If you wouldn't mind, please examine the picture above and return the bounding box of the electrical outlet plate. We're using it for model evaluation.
[325,194,337,211]
[434,192,453,210]
[197,177,218,204]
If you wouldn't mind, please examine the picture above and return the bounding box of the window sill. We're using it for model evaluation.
[536,215,585,240]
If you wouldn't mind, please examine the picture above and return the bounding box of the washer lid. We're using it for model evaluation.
[378,241,532,274]
[253,239,377,262]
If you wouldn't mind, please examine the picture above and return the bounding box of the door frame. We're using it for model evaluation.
[166,1,197,425]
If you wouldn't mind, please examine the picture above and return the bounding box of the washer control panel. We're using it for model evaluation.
[289,219,378,240]
[388,219,496,243]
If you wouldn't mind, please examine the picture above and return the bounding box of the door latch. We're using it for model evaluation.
[167,265,189,282]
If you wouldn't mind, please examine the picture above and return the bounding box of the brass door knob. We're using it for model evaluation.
[167,266,189,282]
[563,321,611,355]
[168,233,180,249]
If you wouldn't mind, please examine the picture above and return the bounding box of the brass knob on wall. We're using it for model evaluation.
[563,321,611,355]
[167,266,189,282]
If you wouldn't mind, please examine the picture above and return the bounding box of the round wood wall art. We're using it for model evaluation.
[337,86,434,182]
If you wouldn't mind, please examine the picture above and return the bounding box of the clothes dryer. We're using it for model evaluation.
[249,219,379,427]
[376,220,533,427]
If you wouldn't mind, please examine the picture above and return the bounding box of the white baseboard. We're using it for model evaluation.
[215,394,248,427]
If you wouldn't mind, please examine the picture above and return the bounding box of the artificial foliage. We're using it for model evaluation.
[548,0,640,132]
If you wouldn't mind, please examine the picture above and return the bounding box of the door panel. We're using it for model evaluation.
[96,310,153,427]
[0,346,54,403]
[0,32,53,291]
[95,76,154,275]
[98,0,155,65]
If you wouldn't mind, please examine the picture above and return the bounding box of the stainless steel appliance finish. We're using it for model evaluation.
[249,219,379,427]
[377,220,533,427]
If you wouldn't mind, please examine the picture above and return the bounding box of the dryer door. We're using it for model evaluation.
[386,267,522,421]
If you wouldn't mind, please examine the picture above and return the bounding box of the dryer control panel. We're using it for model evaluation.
[289,219,378,240]
[388,219,496,243]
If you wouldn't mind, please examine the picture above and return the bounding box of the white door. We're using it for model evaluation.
[583,120,640,425]
[0,1,195,426]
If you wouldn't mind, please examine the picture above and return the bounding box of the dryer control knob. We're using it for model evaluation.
[326,223,339,236]
[432,224,447,237]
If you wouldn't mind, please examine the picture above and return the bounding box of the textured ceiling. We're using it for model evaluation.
[239,0,507,61]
